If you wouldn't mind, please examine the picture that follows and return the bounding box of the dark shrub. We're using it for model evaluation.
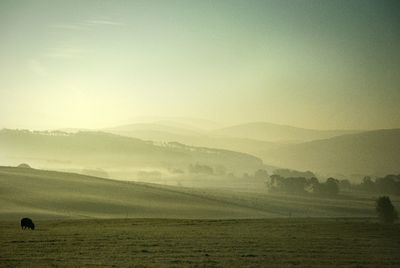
[376,196,398,223]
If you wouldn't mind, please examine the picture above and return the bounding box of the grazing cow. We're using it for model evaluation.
[21,218,35,230]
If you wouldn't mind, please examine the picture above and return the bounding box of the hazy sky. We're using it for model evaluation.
[1,0,399,130]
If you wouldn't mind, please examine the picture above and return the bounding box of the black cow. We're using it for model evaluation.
[21,218,35,230]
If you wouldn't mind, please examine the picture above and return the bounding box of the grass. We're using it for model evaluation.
[0,166,272,220]
[0,218,399,267]
[2,166,397,220]
[1,167,400,267]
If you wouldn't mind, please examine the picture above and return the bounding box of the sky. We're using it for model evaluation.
[0,0,399,130]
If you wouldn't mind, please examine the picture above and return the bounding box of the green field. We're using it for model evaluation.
[2,166,397,220]
[1,218,399,267]
[1,166,400,267]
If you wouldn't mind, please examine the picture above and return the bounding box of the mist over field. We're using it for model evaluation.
[1,0,400,267]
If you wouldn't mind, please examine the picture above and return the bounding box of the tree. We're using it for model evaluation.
[266,174,283,191]
[325,177,339,196]
[282,177,308,194]
[273,169,315,179]
[376,196,398,223]
[17,163,31,169]
[313,177,339,196]
[339,179,351,190]
[254,169,269,181]
[188,164,214,175]
[307,177,320,193]
[375,175,400,195]
[267,176,308,194]
[361,176,375,192]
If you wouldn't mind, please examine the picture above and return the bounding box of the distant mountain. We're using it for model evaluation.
[212,122,359,143]
[260,129,400,176]
[125,116,223,130]
[105,123,205,139]
[56,127,93,133]
[105,123,279,159]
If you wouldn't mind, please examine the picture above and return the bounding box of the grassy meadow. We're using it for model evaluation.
[1,218,399,267]
[1,166,400,267]
[2,166,396,220]
[1,125,399,268]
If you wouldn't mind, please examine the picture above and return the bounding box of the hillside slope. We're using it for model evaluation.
[106,123,278,159]
[260,129,400,176]
[0,167,387,220]
[0,129,263,177]
[212,122,358,143]
[0,166,270,220]
[105,123,205,139]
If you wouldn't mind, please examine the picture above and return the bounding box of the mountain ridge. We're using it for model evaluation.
[212,122,361,143]
[260,128,400,176]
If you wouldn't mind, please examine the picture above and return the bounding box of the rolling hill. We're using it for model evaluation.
[0,129,263,180]
[122,116,223,131]
[105,123,279,159]
[0,166,269,220]
[212,122,359,143]
[0,166,387,220]
[260,129,400,176]
[105,123,205,139]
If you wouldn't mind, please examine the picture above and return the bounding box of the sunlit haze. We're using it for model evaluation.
[1,2,400,267]
[1,0,399,130]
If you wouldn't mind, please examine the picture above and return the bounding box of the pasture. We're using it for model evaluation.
[1,218,399,267]
[2,166,397,220]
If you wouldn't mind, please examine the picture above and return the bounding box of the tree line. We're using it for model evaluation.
[253,169,400,197]
[266,174,340,196]
[357,175,400,195]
